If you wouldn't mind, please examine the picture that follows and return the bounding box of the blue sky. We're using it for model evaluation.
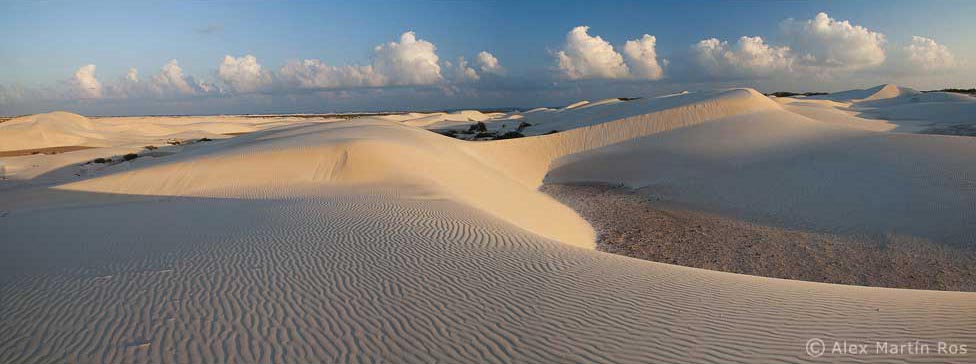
[1,0,973,115]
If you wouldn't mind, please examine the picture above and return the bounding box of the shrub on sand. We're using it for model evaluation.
[492,131,525,140]
[468,122,487,133]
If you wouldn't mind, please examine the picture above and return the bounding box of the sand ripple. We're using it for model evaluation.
[1,190,973,363]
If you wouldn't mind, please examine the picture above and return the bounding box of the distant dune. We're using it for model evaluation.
[2,85,975,363]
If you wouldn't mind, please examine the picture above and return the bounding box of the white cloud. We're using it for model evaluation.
[781,12,886,70]
[279,60,384,89]
[97,61,215,99]
[105,67,143,98]
[71,64,102,99]
[622,34,665,80]
[126,68,139,82]
[904,36,956,70]
[556,26,630,79]
[476,51,504,75]
[279,31,448,89]
[3,30,508,107]
[555,26,665,80]
[372,31,443,85]
[150,60,200,96]
[218,55,272,93]
[693,36,793,76]
[445,57,480,82]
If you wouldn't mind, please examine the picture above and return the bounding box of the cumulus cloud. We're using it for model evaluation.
[125,68,139,82]
[476,51,504,75]
[688,13,894,78]
[71,64,102,99]
[445,57,480,82]
[218,55,272,93]
[622,34,665,80]
[3,30,509,108]
[96,60,216,99]
[150,60,200,95]
[279,60,384,88]
[781,12,886,70]
[372,31,443,85]
[104,67,143,98]
[555,26,665,80]
[556,26,630,79]
[279,31,449,89]
[904,36,956,70]
[693,36,793,76]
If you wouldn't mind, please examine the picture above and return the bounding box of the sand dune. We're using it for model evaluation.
[544,106,976,244]
[2,86,976,363]
[778,84,976,133]
[0,114,344,183]
[0,112,341,152]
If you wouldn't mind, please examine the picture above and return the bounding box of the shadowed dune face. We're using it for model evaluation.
[3,86,976,363]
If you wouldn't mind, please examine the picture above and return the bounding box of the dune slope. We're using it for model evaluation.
[2,189,974,364]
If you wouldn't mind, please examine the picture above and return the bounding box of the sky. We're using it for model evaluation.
[1,0,973,116]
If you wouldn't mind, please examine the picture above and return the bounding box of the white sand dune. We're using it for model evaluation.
[2,86,976,363]
[0,112,340,152]
[0,113,344,183]
[778,84,976,133]
[540,87,976,243]
[807,84,918,102]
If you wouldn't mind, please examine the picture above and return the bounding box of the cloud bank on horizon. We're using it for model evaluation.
[0,11,966,114]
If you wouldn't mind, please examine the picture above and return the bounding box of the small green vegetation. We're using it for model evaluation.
[923,88,976,95]
[492,131,525,140]
[468,122,487,133]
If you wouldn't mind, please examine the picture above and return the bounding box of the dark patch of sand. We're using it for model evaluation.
[920,124,976,137]
[542,183,976,291]
[0,146,96,157]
